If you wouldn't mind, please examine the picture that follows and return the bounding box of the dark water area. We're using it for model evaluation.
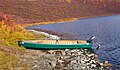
[27,15,120,69]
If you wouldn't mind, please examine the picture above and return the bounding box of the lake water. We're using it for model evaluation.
[27,15,120,69]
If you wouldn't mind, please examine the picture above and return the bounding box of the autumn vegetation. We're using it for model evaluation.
[0,12,45,69]
[0,0,120,24]
[0,12,31,46]
[0,0,120,69]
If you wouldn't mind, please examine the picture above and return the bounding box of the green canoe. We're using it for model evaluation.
[18,40,92,49]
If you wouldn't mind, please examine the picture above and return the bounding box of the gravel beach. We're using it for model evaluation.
[19,49,112,70]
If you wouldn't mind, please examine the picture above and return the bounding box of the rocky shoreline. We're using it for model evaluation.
[0,0,120,70]
[19,49,112,70]
[17,29,113,70]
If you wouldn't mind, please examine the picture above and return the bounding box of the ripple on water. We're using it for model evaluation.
[27,15,120,69]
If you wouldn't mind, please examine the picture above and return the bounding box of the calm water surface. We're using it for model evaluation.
[27,15,120,69]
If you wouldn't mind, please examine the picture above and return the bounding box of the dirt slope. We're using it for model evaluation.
[0,0,120,23]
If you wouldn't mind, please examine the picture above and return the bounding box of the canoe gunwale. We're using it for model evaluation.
[23,41,90,45]
[23,40,88,45]
[18,40,92,49]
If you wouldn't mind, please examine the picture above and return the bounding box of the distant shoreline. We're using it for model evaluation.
[1,0,120,26]
[19,13,120,27]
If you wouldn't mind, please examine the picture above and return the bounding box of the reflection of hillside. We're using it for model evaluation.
[0,0,120,23]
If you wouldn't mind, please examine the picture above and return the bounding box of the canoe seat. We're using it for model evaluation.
[37,41,43,43]
[76,41,87,44]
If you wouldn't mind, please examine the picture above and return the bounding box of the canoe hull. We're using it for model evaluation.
[18,41,92,49]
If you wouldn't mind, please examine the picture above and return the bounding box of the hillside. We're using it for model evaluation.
[0,0,119,69]
[0,0,120,23]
